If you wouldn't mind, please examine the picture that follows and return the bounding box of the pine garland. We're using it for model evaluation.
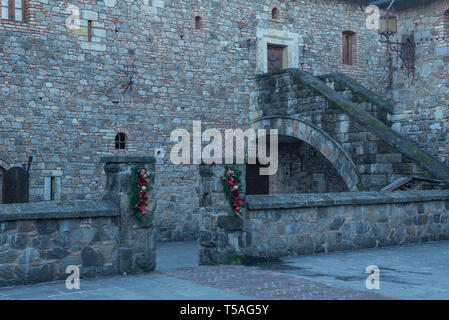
[130,167,152,220]
[222,166,244,216]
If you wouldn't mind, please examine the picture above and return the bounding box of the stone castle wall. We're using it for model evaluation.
[0,0,390,241]
[392,0,449,164]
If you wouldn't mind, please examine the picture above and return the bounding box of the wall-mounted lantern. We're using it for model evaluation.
[378,9,415,89]
[379,11,398,35]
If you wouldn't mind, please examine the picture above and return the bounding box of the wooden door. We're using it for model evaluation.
[3,167,29,204]
[267,45,284,73]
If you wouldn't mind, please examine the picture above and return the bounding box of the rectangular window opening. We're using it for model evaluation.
[343,32,354,65]
[1,0,25,22]
[88,20,92,42]
[50,176,55,201]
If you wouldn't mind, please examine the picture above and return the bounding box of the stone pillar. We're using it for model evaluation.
[198,164,246,265]
[101,155,156,274]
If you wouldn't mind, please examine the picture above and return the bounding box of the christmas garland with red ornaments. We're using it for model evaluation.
[130,167,152,220]
[222,166,244,216]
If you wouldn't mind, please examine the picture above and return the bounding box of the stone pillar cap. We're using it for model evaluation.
[101,155,156,164]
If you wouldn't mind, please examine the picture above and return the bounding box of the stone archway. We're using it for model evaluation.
[251,116,366,192]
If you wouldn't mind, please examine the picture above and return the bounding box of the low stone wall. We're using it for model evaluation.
[244,191,449,258]
[198,164,449,264]
[0,200,120,287]
[0,155,157,287]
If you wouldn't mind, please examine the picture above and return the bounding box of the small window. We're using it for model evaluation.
[1,0,25,22]
[271,7,280,20]
[115,133,127,150]
[342,31,355,65]
[88,20,92,42]
[43,176,61,201]
[195,16,202,29]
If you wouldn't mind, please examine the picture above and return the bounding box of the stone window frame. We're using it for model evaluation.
[190,9,208,36]
[42,170,63,201]
[0,159,11,171]
[338,25,364,74]
[256,27,302,74]
[269,3,282,22]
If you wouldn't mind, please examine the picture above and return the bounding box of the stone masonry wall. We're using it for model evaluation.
[198,163,449,264]
[0,155,157,287]
[392,0,449,164]
[243,191,449,258]
[0,0,389,241]
[269,141,348,194]
[0,200,120,287]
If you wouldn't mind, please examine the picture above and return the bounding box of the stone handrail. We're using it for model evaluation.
[246,190,449,210]
[286,68,449,187]
[0,200,119,222]
[318,72,395,114]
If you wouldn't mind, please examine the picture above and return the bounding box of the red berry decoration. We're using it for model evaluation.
[222,166,245,216]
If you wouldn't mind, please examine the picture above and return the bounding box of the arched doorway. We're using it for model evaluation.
[271,136,349,194]
[250,116,366,192]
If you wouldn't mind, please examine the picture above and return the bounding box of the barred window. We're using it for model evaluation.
[115,133,127,150]
[1,0,24,22]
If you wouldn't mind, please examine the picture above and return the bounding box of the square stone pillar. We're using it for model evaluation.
[101,155,156,274]
[198,164,246,265]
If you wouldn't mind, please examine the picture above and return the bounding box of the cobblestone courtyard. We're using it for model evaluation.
[0,241,448,300]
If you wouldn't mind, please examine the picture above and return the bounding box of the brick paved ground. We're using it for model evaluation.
[165,266,394,300]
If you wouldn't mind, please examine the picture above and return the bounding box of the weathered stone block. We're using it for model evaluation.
[32,235,50,249]
[82,10,98,21]
[37,220,59,235]
[217,216,243,231]
[118,248,133,273]
[9,234,27,250]
[46,247,71,260]
[81,247,105,267]
[0,249,19,264]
